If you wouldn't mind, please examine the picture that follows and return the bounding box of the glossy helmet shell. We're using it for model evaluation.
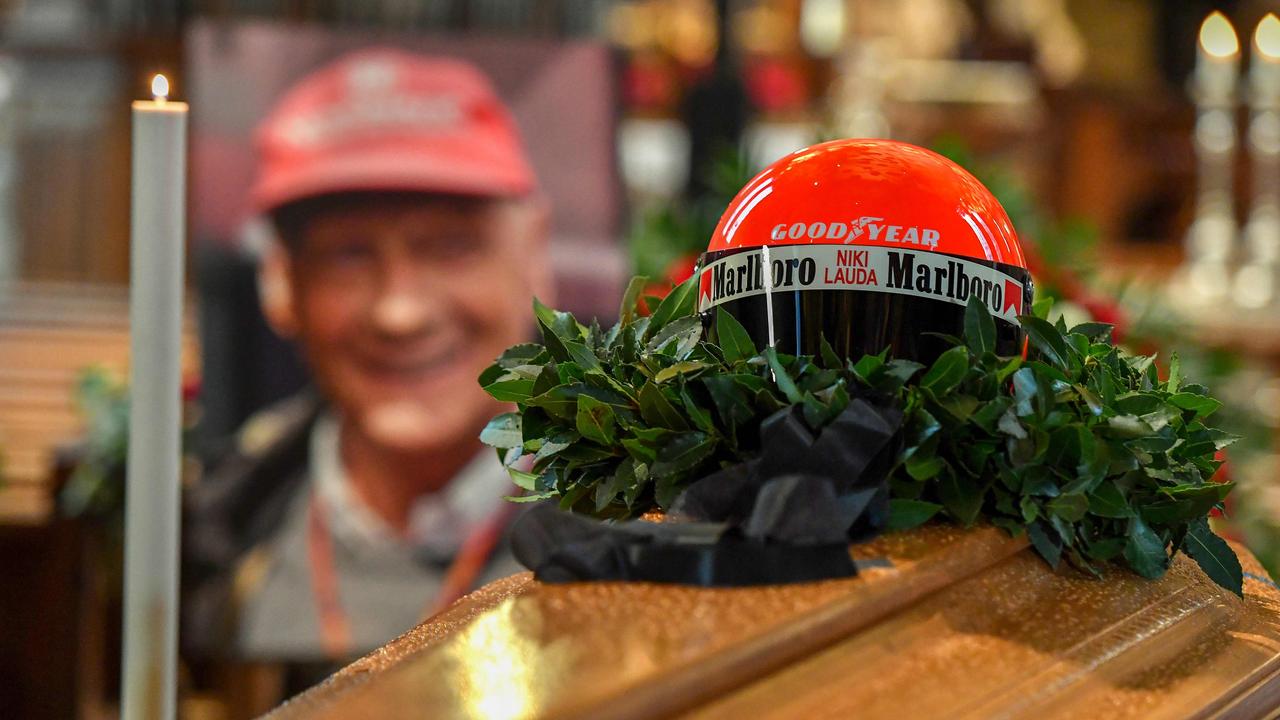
[699,139,1031,363]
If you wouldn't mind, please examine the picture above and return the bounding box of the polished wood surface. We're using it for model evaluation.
[267,526,1280,720]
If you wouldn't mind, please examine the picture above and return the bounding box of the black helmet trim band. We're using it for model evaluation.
[697,245,1027,324]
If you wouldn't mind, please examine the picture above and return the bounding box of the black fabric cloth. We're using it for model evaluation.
[513,398,904,586]
[512,503,856,585]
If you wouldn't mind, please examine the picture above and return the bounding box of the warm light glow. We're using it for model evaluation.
[1201,12,1240,59]
[151,74,170,101]
[1256,14,1280,60]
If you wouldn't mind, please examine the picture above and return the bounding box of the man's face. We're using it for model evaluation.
[279,195,547,453]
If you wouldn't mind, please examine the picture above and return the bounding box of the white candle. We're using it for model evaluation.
[1252,14,1280,108]
[1196,11,1241,106]
[122,73,187,720]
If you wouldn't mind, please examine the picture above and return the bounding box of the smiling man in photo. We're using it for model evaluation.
[183,49,549,679]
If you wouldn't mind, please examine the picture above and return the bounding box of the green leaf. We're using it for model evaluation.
[479,412,522,448]
[651,432,716,478]
[536,317,570,361]
[1087,482,1132,518]
[765,348,803,404]
[937,468,983,526]
[619,275,649,325]
[680,387,720,436]
[526,383,629,421]
[1184,517,1243,597]
[532,430,578,464]
[851,352,885,381]
[905,453,944,481]
[623,462,650,508]
[638,382,690,430]
[1147,483,1232,520]
[576,395,617,445]
[1168,393,1223,419]
[1021,467,1059,497]
[1020,495,1040,523]
[886,499,942,530]
[622,438,658,464]
[1069,321,1113,341]
[1027,521,1062,568]
[1047,493,1089,522]
[483,377,536,403]
[1208,428,1241,450]
[506,467,540,492]
[595,460,637,511]
[478,362,506,388]
[920,346,969,395]
[564,339,603,373]
[558,481,594,511]
[935,394,979,422]
[1167,352,1182,393]
[971,397,1011,433]
[715,307,757,363]
[1020,315,1070,370]
[995,356,1023,383]
[1123,516,1168,579]
[882,359,925,389]
[1074,383,1104,416]
[646,315,703,359]
[1106,414,1153,439]
[505,491,556,503]
[534,297,583,355]
[495,342,547,367]
[963,293,996,355]
[645,275,698,339]
[531,363,560,397]
[654,361,711,384]
[703,375,754,430]
[1086,537,1126,561]
[819,335,843,370]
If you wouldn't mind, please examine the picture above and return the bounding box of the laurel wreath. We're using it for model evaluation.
[479,275,1244,595]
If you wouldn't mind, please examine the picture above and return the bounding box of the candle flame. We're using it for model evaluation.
[1257,14,1280,60]
[1201,12,1240,59]
[151,74,170,101]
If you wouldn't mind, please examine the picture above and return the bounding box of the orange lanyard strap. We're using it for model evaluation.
[306,492,515,659]
[307,496,352,660]
[423,500,517,620]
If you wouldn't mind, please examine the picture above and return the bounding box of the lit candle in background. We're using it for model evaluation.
[122,73,187,720]
[1181,12,1241,306]
[1196,11,1241,106]
[1238,14,1280,309]
[1251,13,1280,107]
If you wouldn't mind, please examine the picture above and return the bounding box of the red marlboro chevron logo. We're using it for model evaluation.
[699,264,714,312]
[1003,279,1023,317]
[698,245,1025,324]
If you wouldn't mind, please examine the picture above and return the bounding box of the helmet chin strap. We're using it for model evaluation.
[761,245,777,349]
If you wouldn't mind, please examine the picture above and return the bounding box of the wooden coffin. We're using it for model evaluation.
[267,525,1280,719]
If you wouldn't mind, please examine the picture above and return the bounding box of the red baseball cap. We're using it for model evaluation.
[250,49,537,213]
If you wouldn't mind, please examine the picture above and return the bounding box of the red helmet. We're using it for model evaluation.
[699,139,1031,362]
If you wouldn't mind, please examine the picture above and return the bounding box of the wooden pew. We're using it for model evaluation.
[0,281,198,524]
